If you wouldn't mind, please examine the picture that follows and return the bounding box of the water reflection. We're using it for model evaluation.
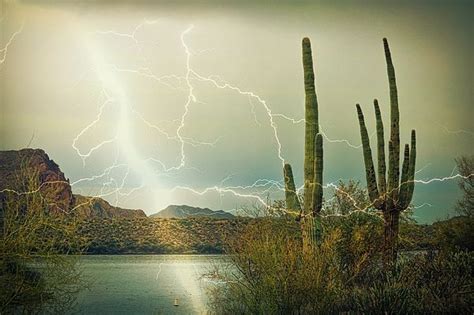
[72,255,225,314]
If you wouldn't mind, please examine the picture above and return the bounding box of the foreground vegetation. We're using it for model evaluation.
[208,215,473,314]
[0,165,85,313]
[207,156,474,314]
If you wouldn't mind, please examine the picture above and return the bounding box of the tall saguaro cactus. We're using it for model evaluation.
[283,38,324,248]
[356,38,417,264]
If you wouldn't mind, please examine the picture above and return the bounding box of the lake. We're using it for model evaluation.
[72,255,227,315]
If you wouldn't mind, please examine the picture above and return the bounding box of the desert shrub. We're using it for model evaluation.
[208,218,346,314]
[399,222,434,250]
[0,164,85,313]
[323,213,384,283]
[433,216,474,251]
[405,250,473,313]
[208,216,473,314]
[455,155,474,218]
[347,250,473,314]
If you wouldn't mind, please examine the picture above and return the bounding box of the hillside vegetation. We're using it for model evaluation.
[77,217,251,254]
[72,215,472,255]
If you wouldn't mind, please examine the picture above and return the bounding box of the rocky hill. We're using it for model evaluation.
[151,204,235,219]
[0,148,74,213]
[0,148,145,219]
[73,194,146,219]
[77,216,250,254]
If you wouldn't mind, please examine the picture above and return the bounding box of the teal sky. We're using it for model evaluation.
[1,1,472,223]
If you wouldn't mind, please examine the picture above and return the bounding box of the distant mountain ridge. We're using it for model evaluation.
[73,194,146,219]
[0,149,233,220]
[151,205,235,219]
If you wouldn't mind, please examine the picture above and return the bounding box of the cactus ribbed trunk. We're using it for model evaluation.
[312,134,323,215]
[302,37,319,216]
[383,210,400,264]
[355,38,417,266]
[283,164,301,213]
[374,100,387,196]
[283,37,323,249]
[0,208,3,238]
[385,38,400,205]
[356,104,379,204]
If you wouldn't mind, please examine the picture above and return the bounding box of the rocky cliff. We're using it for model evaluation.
[73,194,146,219]
[0,148,74,213]
[0,148,146,218]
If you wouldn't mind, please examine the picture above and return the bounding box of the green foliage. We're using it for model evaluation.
[455,155,474,218]
[325,213,384,281]
[433,216,474,251]
[323,179,372,215]
[0,164,84,313]
[347,251,474,314]
[208,217,473,314]
[209,177,473,314]
[398,221,434,251]
[209,218,344,314]
[77,217,249,254]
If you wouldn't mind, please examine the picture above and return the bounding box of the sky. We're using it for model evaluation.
[1,0,472,223]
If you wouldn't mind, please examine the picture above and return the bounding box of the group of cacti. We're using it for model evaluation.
[283,37,416,263]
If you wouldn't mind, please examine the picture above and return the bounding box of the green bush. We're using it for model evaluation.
[208,218,345,314]
[208,217,473,314]
[0,167,84,313]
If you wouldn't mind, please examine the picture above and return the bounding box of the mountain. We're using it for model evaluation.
[78,216,250,254]
[0,148,146,219]
[0,148,74,214]
[73,194,146,219]
[151,205,235,219]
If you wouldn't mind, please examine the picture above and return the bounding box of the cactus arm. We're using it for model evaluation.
[384,38,401,202]
[312,134,323,215]
[374,99,387,196]
[398,144,410,209]
[356,104,380,205]
[302,37,319,215]
[283,163,302,213]
[403,130,417,209]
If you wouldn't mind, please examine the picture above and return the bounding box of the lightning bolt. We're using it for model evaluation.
[3,19,467,221]
[0,20,24,66]
[73,21,386,215]
[414,173,473,185]
[83,22,474,218]
[434,121,474,137]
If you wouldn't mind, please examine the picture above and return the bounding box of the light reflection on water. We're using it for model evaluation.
[72,255,226,315]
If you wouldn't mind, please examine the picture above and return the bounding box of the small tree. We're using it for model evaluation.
[323,180,372,216]
[455,155,474,218]
[0,159,84,313]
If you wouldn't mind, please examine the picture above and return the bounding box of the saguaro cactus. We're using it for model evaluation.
[356,38,417,264]
[283,38,324,248]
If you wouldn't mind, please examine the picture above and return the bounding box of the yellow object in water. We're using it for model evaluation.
[174,298,179,306]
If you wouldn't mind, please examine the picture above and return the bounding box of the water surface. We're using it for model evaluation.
[73,255,226,315]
